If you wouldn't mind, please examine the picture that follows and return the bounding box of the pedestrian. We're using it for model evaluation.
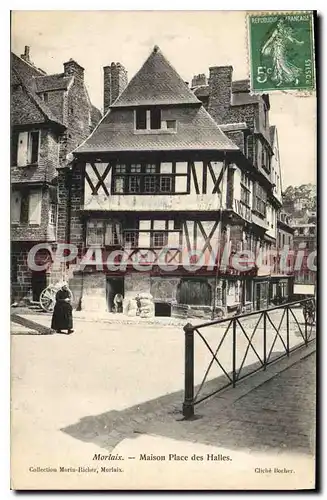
[113,293,123,313]
[51,282,74,334]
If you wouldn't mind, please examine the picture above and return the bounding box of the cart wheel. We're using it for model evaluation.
[39,286,57,312]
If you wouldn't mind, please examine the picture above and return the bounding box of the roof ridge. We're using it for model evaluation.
[34,72,69,79]
[111,45,201,108]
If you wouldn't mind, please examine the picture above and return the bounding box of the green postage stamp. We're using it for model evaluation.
[248,12,315,93]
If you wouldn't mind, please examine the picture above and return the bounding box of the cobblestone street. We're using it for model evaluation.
[11,313,316,489]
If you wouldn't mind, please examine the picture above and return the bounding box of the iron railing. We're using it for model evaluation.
[182,297,316,418]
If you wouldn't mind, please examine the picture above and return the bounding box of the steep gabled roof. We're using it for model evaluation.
[111,46,201,108]
[11,53,65,128]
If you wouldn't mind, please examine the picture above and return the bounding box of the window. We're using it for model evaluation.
[160,177,172,193]
[253,183,267,217]
[128,176,141,193]
[261,145,271,173]
[105,222,122,246]
[135,108,162,130]
[49,203,57,226]
[144,176,156,193]
[86,220,122,247]
[111,162,180,195]
[14,131,40,166]
[44,93,48,103]
[86,220,104,246]
[166,120,176,130]
[136,108,146,130]
[20,192,30,223]
[150,107,161,130]
[124,231,138,248]
[11,255,18,283]
[240,173,251,207]
[11,188,42,224]
[263,104,268,128]
[151,231,168,248]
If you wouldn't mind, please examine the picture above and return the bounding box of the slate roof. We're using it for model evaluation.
[34,74,73,92]
[111,46,201,108]
[11,53,65,128]
[75,106,238,153]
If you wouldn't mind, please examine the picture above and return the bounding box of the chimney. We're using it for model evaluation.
[63,58,85,81]
[103,62,128,114]
[21,46,31,63]
[191,73,207,88]
[208,66,233,125]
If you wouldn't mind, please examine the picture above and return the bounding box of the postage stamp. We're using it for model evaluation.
[247,12,316,93]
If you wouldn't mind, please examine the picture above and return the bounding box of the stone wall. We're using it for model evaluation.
[80,272,107,312]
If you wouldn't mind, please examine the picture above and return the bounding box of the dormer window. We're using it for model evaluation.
[136,108,146,129]
[135,107,162,130]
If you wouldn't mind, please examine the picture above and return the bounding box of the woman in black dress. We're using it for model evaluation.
[51,283,74,334]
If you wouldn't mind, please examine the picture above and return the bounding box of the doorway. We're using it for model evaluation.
[106,277,124,312]
[31,270,47,302]
[155,302,171,317]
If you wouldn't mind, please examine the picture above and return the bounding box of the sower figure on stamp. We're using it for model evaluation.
[51,282,74,334]
[261,18,304,87]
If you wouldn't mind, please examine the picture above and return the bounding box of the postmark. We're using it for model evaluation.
[247,12,315,93]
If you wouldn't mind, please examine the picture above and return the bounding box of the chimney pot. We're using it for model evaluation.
[63,59,85,81]
[21,45,31,63]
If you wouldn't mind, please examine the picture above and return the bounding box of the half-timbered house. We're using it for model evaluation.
[63,46,288,318]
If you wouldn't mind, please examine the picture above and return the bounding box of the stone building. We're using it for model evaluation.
[192,69,294,309]
[11,46,101,303]
[58,46,293,318]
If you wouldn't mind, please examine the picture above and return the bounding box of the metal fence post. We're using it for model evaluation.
[304,301,308,346]
[263,311,267,370]
[183,323,194,419]
[286,306,290,356]
[232,318,237,387]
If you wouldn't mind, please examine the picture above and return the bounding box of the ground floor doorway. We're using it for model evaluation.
[155,302,171,317]
[106,277,124,312]
[31,270,47,302]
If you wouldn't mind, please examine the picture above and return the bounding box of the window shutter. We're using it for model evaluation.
[28,190,42,224]
[17,132,29,166]
[11,191,21,223]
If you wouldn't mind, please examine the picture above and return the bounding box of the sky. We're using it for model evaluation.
[11,10,317,188]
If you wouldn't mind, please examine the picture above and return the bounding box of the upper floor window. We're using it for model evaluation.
[86,220,123,247]
[263,104,268,128]
[12,130,40,167]
[261,146,271,174]
[111,162,184,195]
[49,203,57,226]
[135,107,161,130]
[11,188,42,225]
[240,173,251,207]
[135,107,176,132]
[253,183,267,218]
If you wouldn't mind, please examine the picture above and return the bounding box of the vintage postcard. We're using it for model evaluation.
[10,10,317,490]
